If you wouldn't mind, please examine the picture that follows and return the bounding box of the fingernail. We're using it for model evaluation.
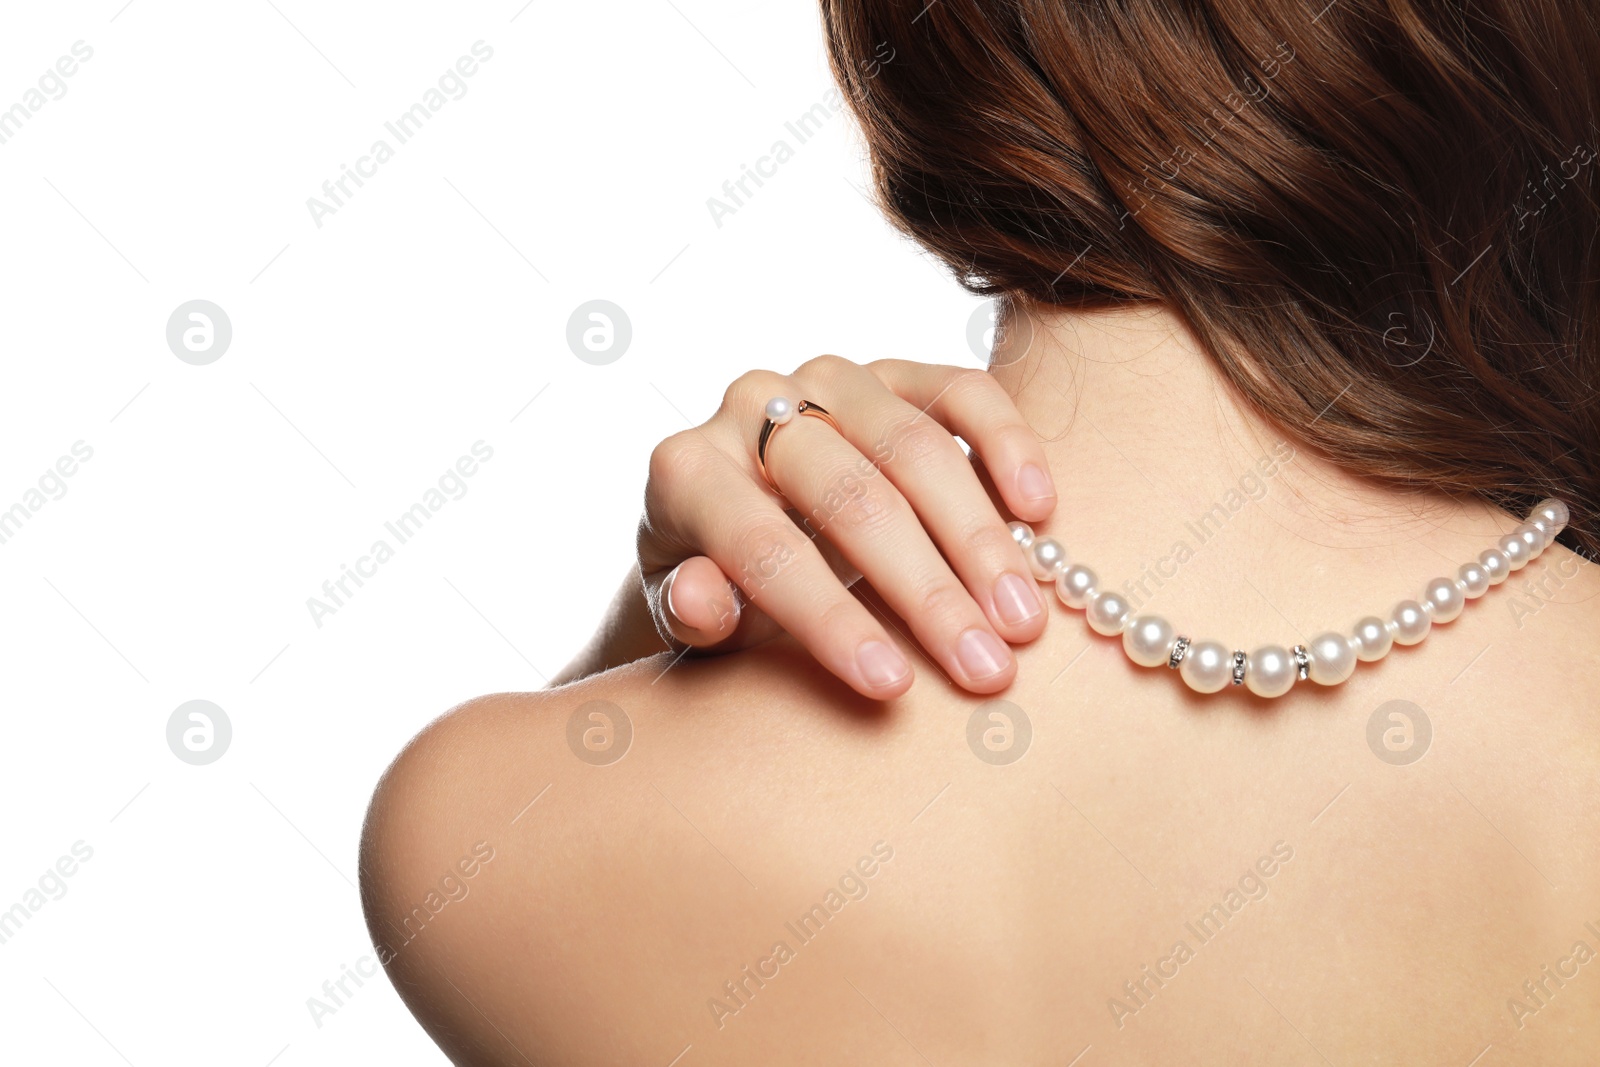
[662,565,684,621]
[857,640,911,689]
[664,566,735,634]
[993,571,1042,627]
[956,628,1011,681]
[1017,462,1054,502]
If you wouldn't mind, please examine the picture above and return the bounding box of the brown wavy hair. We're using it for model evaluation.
[821,0,1600,557]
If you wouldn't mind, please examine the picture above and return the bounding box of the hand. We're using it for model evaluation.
[638,355,1058,699]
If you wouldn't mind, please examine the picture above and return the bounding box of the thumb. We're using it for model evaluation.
[651,556,779,650]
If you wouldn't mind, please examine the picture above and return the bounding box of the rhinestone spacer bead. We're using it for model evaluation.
[1291,644,1310,681]
[1167,636,1191,669]
[1230,651,1247,686]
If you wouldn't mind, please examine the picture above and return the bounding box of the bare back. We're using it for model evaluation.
[360,531,1600,1065]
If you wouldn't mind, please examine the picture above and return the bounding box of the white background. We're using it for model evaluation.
[0,2,989,1063]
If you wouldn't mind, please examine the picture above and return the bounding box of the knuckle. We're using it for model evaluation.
[997,419,1043,453]
[945,367,1002,404]
[914,577,974,624]
[727,521,804,590]
[813,469,900,535]
[647,430,712,489]
[720,369,786,415]
[815,595,865,637]
[879,416,955,468]
[963,518,1019,558]
[794,353,853,382]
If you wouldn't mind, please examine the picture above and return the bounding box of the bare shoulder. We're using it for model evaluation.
[357,653,720,1066]
[358,638,917,1065]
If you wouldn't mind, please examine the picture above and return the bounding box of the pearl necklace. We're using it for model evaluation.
[1011,498,1570,697]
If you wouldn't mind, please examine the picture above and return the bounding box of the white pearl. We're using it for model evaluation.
[1498,533,1529,570]
[1028,537,1068,581]
[1056,564,1098,610]
[1390,599,1432,645]
[1122,615,1175,668]
[1008,521,1035,551]
[1422,576,1464,623]
[1087,591,1132,636]
[1533,498,1569,537]
[1478,548,1510,585]
[1456,562,1490,599]
[1306,631,1357,685]
[1245,645,1296,698]
[1514,522,1545,559]
[1179,639,1232,694]
[764,396,794,425]
[1351,616,1392,661]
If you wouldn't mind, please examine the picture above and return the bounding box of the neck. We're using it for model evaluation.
[984,299,1525,635]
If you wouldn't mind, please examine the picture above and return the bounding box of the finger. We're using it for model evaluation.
[642,430,915,699]
[751,377,1019,692]
[867,359,1057,522]
[786,356,1047,646]
[652,545,851,654]
[658,556,743,646]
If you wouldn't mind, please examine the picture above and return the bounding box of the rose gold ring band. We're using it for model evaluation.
[756,399,841,495]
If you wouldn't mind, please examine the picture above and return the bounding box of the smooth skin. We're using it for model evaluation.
[361,303,1600,1066]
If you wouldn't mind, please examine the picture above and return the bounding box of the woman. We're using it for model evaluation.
[360,1,1600,1063]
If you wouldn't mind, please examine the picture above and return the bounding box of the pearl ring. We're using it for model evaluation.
[757,397,842,495]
